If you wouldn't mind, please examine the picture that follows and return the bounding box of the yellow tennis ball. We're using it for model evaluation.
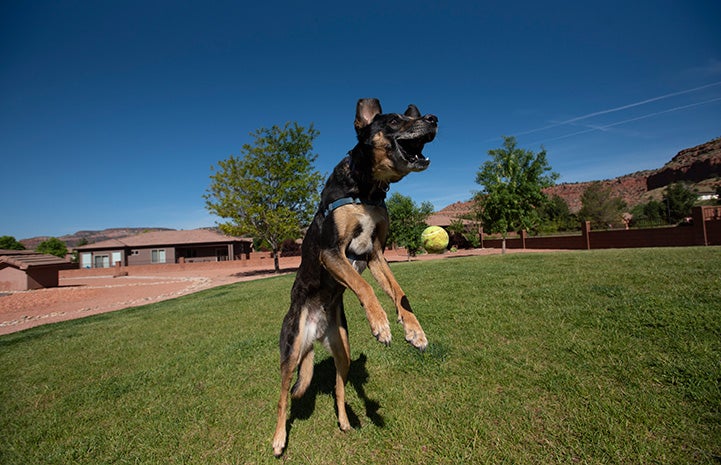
[421,226,449,253]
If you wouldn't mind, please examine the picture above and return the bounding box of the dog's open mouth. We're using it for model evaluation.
[397,134,433,170]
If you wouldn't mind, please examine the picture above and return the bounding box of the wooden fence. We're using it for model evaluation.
[482,206,721,250]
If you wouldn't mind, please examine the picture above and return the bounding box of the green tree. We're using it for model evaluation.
[385,192,434,258]
[475,136,558,253]
[204,122,323,272]
[630,200,665,227]
[0,236,26,250]
[663,182,697,223]
[537,195,577,233]
[36,237,68,258]
[578,182,626,229]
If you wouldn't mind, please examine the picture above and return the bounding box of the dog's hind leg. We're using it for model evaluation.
[272,354,296,457]
[326,303,352,431]
[273,307,311,457]
[291,347,314,399]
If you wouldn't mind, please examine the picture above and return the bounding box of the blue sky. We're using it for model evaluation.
[2,0,720,239]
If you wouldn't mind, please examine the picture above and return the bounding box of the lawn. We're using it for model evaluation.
[1,247,720,464]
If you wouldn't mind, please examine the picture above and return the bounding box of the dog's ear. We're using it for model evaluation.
[404,104,421,118]
[355,98,383,132]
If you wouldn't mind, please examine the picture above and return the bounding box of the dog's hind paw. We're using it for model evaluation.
[272,431,286,457]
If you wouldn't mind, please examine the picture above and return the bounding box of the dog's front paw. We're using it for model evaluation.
[371,321,392,346]
[404,326,428,351]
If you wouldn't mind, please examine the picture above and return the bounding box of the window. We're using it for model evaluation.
[94,255,110,268]
[151,249,166,264]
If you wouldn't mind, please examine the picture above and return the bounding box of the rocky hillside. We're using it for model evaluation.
[646,137,721,189]
[544,137,721,212]
[436,137,721,217]
[20,228,174,250]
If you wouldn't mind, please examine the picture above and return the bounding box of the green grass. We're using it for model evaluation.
[1,247,720,464]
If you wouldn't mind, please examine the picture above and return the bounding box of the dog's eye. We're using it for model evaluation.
[388,116,401,127]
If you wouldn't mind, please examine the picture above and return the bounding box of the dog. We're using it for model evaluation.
[272,98,438,457]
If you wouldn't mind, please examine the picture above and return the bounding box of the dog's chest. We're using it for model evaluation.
[329,204,386,272]
[348,213,376,257]
[346,214,378,273]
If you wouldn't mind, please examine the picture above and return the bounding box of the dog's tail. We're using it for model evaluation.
[290,347,314,398]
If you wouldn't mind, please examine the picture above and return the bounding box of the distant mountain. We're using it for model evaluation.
[434,137,721,218]
[544,137,721,212]
[20,227,175,250]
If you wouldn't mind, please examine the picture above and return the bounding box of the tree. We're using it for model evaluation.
[578,182,626,229]
[0,236,25,250]
[474,136,558,253]
[204,122,323,272]
[447,219,479,249]
[663,182,697,223]
[630,200,666,227]
[385,192,434,258]
[36,237,68,258]
[537,195,577,233]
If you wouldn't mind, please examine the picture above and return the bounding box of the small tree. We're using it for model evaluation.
[663,182,697,224]
[36,237,68,258]
[537,195,577,233]
[447,219,479,249]
[475,136,558,253]
[204,122,323,272]
[578,182,626,229]
[630,200,666,227]
[0,236,26,250]
[385,192,434,259]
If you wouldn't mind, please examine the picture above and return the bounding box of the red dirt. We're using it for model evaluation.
[0,248,546,335]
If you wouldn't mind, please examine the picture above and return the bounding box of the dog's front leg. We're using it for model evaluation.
[320,249,391,345]
[368,247,428,351]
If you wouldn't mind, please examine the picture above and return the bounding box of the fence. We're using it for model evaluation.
[481,206,721,250]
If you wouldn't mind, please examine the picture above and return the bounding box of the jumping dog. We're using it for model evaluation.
[272,98,438,457]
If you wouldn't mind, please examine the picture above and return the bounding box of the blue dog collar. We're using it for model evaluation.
[322,196,385,217]
[323,197,363,217]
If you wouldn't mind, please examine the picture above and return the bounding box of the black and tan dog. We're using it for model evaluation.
[272,98,438,456]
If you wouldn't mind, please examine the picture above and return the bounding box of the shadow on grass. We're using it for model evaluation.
[287,353,384,437]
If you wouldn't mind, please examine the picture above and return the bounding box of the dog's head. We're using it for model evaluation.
[353,98,438,184]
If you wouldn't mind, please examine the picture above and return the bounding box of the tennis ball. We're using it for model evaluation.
[421,226,449,253]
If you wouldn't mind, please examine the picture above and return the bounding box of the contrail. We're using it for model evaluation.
[516,80,721,137]
[528,96,721,145]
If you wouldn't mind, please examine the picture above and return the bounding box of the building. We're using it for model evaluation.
[73,229,253,269]
[0,250,76,291]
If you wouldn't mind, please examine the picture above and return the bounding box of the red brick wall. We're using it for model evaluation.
[61,252,300,278]
[479,207,720,251]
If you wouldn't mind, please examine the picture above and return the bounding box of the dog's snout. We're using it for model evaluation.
[424,114,438,125]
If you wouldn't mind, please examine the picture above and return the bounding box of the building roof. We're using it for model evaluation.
[73,229,251,251]
[0,250,74,270]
